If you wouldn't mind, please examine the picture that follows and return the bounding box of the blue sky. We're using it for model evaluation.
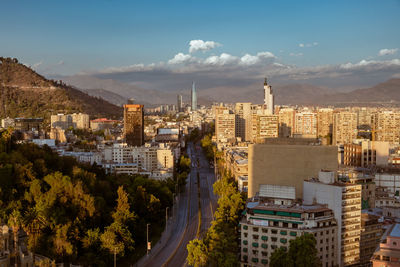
[1,0,399,75]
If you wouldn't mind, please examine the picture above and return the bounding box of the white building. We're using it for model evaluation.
[263,78,274,115]
[303,171,362,266]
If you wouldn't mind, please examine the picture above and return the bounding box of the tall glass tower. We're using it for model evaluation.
[191,81,197,111]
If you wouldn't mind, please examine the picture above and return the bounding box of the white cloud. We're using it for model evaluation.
[189,40,221,53]
[204,53,237,65]
[378,48,398,56]
[168,53,193,64]
[240,54,259,65]
[299,42,318,48]
[340,59,400,70]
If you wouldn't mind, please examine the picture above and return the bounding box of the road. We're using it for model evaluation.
[139,142,217,267]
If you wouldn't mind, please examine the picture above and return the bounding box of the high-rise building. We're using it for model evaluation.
[177,94,183,112]
[317,108,333,138]
[123,104,144,147]
[278,108,295,138]
[372,111,400,144]
[250,114,279,142]
[294,111,317,138]
[360,213,383,265]
[234,102,252,141]
[263,78,274,115]
[215,106,235,143]
[304,171,362,266]
[332,111,358,145]
[191,81,197,111]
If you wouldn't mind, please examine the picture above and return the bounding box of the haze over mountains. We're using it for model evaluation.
[58,73,400,107]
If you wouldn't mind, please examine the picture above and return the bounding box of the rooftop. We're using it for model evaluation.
[391,224,400,238]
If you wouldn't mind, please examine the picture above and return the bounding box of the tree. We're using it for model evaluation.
[288,233,320,267]
[270,234,320,267]
[187,239,208,266]
[8,209,22,267]
[270,247,292,267]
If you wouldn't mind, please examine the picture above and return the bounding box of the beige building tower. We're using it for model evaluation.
[215,106,236,143]
[317,108,333,138]
[372,111,400,144]
[294,111,317,138]
[278,108,295,138]
[332,111,358,145]
[250,114,279,143]
[263,78,274,115]
[235,103,252,141]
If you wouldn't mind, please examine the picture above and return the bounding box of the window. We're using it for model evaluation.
[280,231,287,235]
[253,227,259,232]
[280,238,287,244]
[320,247,323,252]
[394,242,398,246]
[244,233,248,237]
[272,229,278,234]
[243,225,248,230]
[253,235,259,240]
[290,232,297,236]
[261,236,268,241]
[262,228,268,233]
[261,251,268,257]
[243,248,248,252]
[272,237,277,242]
[243,240,248,245]
[261,243,268,249]
[252,242,259,247]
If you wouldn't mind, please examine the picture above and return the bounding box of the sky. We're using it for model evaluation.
[1,0,400,90]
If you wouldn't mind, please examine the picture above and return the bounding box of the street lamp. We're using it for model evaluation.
[165,207,169,230]
[146,224,150,256]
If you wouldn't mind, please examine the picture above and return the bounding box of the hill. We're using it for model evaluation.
[314,78,400,105]
[0,57,122,119]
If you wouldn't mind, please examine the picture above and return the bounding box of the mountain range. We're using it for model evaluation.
[60,74,400,107]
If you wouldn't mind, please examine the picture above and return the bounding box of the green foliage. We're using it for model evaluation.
[0,139,173,265]
[187,173,245,267]
[270,233,320,267]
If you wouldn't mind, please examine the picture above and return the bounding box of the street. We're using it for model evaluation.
[138,142,217,267]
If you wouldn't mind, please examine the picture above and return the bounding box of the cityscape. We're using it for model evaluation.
[1,1,400,267]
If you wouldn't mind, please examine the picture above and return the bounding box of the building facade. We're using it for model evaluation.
[332,111,358,145]
[123,104,144,147]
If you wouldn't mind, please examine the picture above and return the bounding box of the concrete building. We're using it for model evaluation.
[123,104,144,147]
[177,94,183,112]
[371,223,400,267]
[317,108,333,138]
[344,140,389,167]
[304,171,362,266]
[248,139,338,198]
[240,196,338,267]
[215,106,236,143]
[360,213,383,266]
[50,113,89,130]
[338,169,376,209]
[235,103,252,141]
[14,118,43,132]
[375,173,400,197]
[278,108,295,138]
[263,78,274,115]
[224,147,248,181]
[250,114,279,143]
[294,111,317,138]
[373,111,400,144]
[90,118,118,131]
[333,112,358,145]
[191,81,197,111]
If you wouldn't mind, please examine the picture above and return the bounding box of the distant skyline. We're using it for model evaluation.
[1,0,400,90]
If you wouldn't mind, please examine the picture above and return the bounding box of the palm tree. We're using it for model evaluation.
[8,209,22,267]
[23,208,46,266]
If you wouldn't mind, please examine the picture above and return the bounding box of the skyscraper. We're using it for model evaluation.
[177,94,183,112]
[123,104,144,147]
[191,81,197,111]
[263,78,274,115]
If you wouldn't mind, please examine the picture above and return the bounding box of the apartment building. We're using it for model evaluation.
[294,111,317,138]
[51,113,89,130]
[372,111,400,144]
[344,140,389,167]
[371,223,400,267]
[215,106,236,143]
[250,114,279,143]
[360,213,383,266]
[278,108,295,138]
[332,111,358,145]
[317,108,333,138]
[304,171,362,266]
[240,198,338,267]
